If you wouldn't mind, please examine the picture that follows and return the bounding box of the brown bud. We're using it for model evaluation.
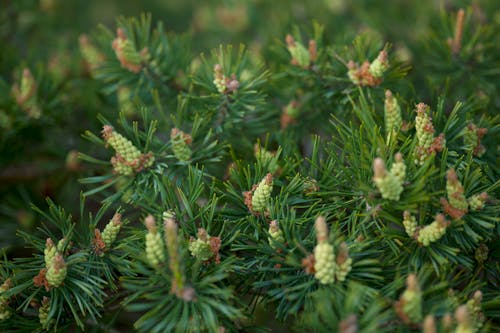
[144,215,157,233]
[315,216,328,242]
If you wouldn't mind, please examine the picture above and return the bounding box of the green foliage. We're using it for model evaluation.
[0,1,499,332]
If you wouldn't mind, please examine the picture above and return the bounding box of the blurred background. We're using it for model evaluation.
[0,0,498,330]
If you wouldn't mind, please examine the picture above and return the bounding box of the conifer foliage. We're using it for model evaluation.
[0,1,499,332]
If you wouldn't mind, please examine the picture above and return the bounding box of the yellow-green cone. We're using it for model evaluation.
[468,193,487,211]
[400,274,422,324]
[285,34,311,68]
[189,229,213,261]
[373,158,403,201]
[455,305,474,333]
[11,68,40,119]
[79,34,104,76]
[463,124,487,157]
[44,238,57,268]
[417,214,449,246]
[466,291,484,331]
[39,296,51,329]
[102,125,154,175]
[112,28,143,73]
[403,211,417,238]
[213,64,227,93]
[102,212,122,249]
[384,90,402,143]
[268,220,284,248]
[144,215,165,267]
[390,153,406,184]
[251,173,273,212]
[446,169,468,212]
[369,50,389,78]
[314,242,336,284]
[414,103,435,165]
[313,217,336,284]
[423,315,436,333]
[335,243,352,282]
[170,128,192,162]
[254,144,278,174]
[45,254,67,288]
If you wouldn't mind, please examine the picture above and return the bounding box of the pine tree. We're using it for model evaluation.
[0,1,498,332]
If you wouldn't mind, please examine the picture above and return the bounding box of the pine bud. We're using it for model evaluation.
[313,217,336,284]
[65,150,80,172]
[403,211,417,238]
[226,74,240,92]
[281,100,299,129]
[103,125,141,163]
[285,34,312,68]
[417,214,449,246]
[414,103,435,164]
[303,177,319,194]
[11,68,41,119]
[314,242,336,284]
[251,173,273,212]
[442,313,453,331]
[468,192,487,211]
[315,216,328,243]
[117,86,136,117]
[347,50,387,86]
[170,128,192,162]
[338,314,357,333]
[79,34,104,75]
[268,220,284,248]
[384,90,402,143]
[93,229,106,256]
[254,144,278,174]
[112,28,144,73]
[212,64,240,94]
[39,296,51,329]
[373,158,404,201]
[455,305,473,333]
[56,238,68,254]
[369,50,389,78]
[466,290,484,331]
[101,212,122,249]
[213,64,227,93]
[391,153,406,184]
[0,279,12,321]
[144,215,166,267]
[463,124,487,157]
[44,238,57,268]
[102,125,154,175]
[446,169,468,212]
[396,274,422,324]
[423,315,436,333]
[347,60,361,85]
[45,254,67,287]
[189,228,213,261]
[449,9,465,55]
[335,242,352,282]
[475,244,488,263]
